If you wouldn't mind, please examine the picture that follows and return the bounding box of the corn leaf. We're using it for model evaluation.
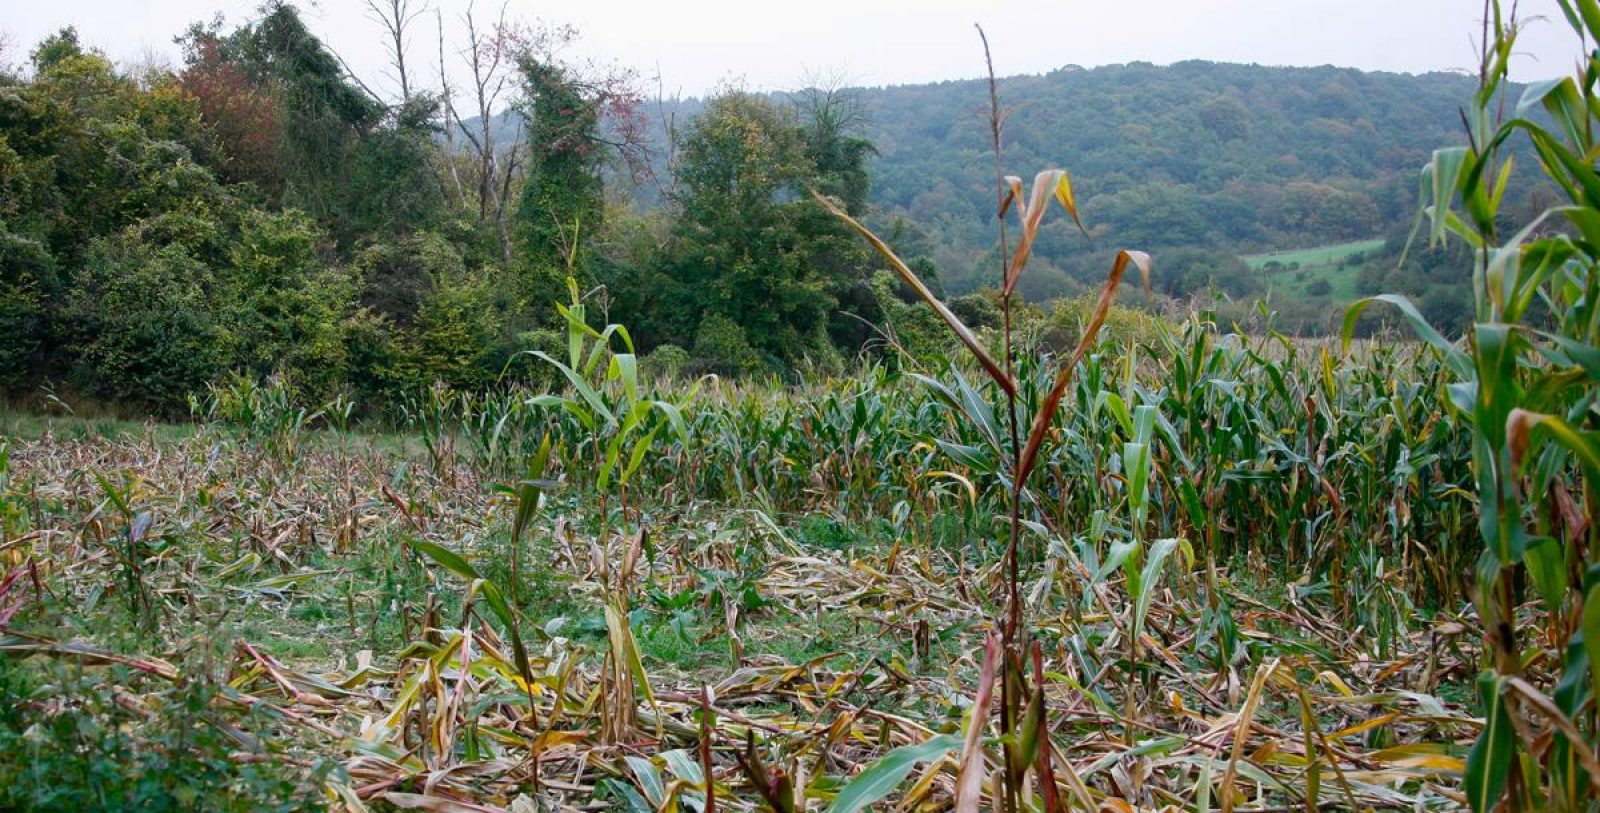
[824,734,961,813]
[815,190,1016,397]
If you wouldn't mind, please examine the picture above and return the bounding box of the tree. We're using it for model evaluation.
[29,27,83,73]
[800,86,874,214]
[365,0,429,100]
[0,224,55,390]
[437,2,569,262]
[220,208,357,397]
[186,4,388,244]
[66,211,232,410]
[656,90,876,371]
[511,57,607,302]
[351,231,510,393]
[177,32,287,193]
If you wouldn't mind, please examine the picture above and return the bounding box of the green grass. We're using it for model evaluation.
[1242,238,1386,303]
[1241,238,1386,271]
[0,409,200,444]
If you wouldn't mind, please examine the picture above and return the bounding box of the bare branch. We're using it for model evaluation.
[365,0,430,100]
[435,8,465,206]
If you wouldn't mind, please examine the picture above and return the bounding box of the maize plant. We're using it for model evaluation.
[1353,2,1600,809]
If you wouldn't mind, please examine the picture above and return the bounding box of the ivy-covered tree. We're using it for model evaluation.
[181,3,444,247]
[512,57,607,303]
[655,90,877,373]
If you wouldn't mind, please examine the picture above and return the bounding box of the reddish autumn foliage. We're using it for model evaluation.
[177,37,286,193]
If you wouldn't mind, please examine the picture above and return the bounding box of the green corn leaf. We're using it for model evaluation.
[1463,673,1512,813]
[1341,294,1470,378]
[953,371,1004,458]
[1525,536,1568,612]
[606,603,657,706]
[604,779,654,813]
[825,734,962,813]
[623,428,661,485]
[1582,575,1600,713]
[479,581,533,688]
[654,400,692,447]
[530,351,614,425]
[512,433,554,549]
[1518,77,1586,148]
[610,353,640,404]
[626,755,666,807]
[1101,391,1133,438]
[1575,0,1600,47]
[1427,147,1468,246]
[413,540,534,690]
[1017,683,1045,768]
[661,749,705,787]
[599,432,626,491]
[1132,538,1179,646]
[412,539,481,581]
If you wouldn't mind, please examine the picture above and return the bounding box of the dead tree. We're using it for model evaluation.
[364,0,430,100]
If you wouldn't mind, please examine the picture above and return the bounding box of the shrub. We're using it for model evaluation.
[221,209,356,399]
[949,290,1001,331]
[407,267,507,390]
[1037,295,1167,353]
[0,659,327,812]
[643,343,691,381]
[351,234,514,394]
[0,224,54,390]
[869,269,954,366]
[691,313,766,376]
[67,220,229,412]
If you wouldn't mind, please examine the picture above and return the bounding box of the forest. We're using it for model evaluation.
[1,1,1598,812]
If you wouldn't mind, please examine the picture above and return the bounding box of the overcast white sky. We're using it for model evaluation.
[1,0,1582,102]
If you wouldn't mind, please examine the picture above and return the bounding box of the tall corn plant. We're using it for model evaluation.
[1347,3,1600,809]
[527,277,692,743]
[815,28,1149,813]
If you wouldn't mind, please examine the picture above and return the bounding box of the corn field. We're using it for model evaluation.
[0,306,1487,812]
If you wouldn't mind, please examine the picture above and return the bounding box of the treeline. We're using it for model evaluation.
[1,4,1503,415]
[621,62,1505,330]
[0,4,924,415]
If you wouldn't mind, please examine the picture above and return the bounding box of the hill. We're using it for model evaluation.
[849,61,1479,299]
[476,60,1486,315]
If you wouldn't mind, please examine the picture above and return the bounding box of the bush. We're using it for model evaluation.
[0,224,55,390]
[407,267,507,390]
[1036,295,1167,353]
[691,313,766,376]
[1306,279,1333,297]
[949,290,1002,331]
[352,233,514,394]
[222,209,356,399]
[67,219,229,412]
[869,269,954,367]
[643,344,691,381]
[0,659,327,812]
